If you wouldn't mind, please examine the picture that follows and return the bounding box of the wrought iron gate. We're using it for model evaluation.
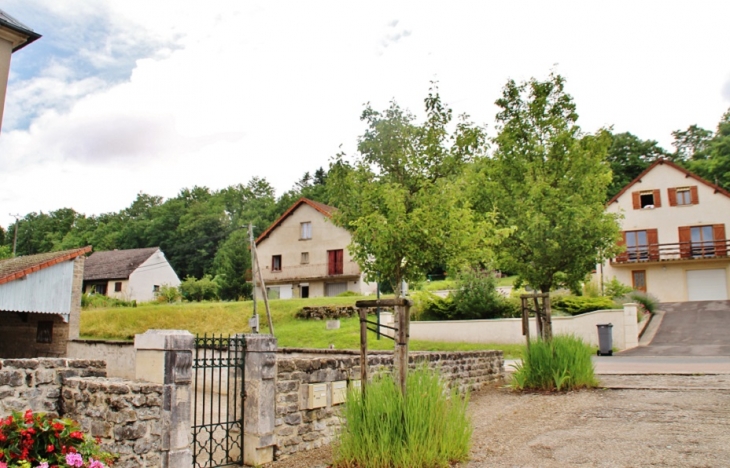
[192,334,246,468]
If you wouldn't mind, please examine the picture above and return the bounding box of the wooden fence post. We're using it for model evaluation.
[359,307,368,398]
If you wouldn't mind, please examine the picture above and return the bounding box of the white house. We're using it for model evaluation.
[254,198,377,299]
[599,159,730,302]
[83,247,180,303]
[0,246,89,358]
[0,8,41,133]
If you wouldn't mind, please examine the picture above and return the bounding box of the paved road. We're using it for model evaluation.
[620,300,730,356]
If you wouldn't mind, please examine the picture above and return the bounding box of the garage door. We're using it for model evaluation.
[325,282,348,297]
[686,269,728,301]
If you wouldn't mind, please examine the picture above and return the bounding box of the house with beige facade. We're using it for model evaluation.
[600,159,730,302]
[254,198,377,299]
[0,8,41,133]
[83,247,180,303]
[0,246,89,358]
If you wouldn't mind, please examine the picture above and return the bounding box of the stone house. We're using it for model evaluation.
[254,198,377,299]
[0,246,89,358]
[599,159,730,302]
[83,247,180,303]
[0,8,40,133]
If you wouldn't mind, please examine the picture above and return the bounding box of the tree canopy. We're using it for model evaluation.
[470,73,621,293]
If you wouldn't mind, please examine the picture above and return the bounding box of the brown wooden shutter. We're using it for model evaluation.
[690,186,699,205]
[668,188,677,207]
[336,250,344,274]
[678,226,691,258]
[616,231,628,263]
[632,191,641,210]
[328,250,336,275]
[714,224,727,257]
[652,189,661,208]
[647,229,659,260]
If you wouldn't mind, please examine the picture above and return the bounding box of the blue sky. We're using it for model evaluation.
[1,0,730,229]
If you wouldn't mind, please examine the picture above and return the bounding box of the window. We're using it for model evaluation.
[272,255,282,271]
[676,188,691,206]
[669,186,698,206]
[153,285,160,293]
[690,226,715,257]
[93,283,107,295]
[114,282,122,292]
[300,222,312,240]
[301,252,309,264]
[632,271,647,292]
[328,249,344,275]
[625,230,649,261]
[300,285,309,298]
[36,321,53,344]
[632,189,661,209]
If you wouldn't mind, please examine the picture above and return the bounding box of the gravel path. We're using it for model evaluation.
[269,376,730,468]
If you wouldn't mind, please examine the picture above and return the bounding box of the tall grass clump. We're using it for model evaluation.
[511,334,597,391]
[334,367,472,468]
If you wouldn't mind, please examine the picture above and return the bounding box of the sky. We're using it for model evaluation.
[1,0,729,230]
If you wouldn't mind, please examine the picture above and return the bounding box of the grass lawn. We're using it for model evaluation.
[80,296,525,359]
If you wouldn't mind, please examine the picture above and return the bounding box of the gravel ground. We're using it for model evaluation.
[268,376,730,468]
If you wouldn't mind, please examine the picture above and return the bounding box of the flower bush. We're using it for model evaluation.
[0,410,115,468]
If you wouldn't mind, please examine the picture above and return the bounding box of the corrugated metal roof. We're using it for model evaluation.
[83,247,160,281]
[0,247,91,285]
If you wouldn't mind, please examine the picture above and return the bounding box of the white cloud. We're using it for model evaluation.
[2,0,730,229]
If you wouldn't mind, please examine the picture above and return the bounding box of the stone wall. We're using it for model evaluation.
[62,377,166,468]
[274,349,503,460]
[0,358,172,468]
[0,358,106,414]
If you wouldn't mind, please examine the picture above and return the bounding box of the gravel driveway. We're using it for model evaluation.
[270,375,730,468]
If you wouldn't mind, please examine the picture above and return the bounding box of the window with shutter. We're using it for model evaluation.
[328,249,343,275]
[625,230,649,261]
[272,255,282,271]
[713,224,727,257]
[634,191,659,209]
[678,226,692,258]
[669,186,696,206]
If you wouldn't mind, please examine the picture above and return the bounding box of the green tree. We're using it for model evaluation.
[606,132,668,199]
[328,88,500,298]
[213,229,253,301]
[472,73,620,293]
[681,109,730,191]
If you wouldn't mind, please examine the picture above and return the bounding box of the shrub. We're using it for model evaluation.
[336,290,359,297]
[81,293,135,309]
[334,367,472,468]
[582,279,602,297]
[180,275,219,302]
[604,278,633,299]
[0,409,115,467]
[552,295,616,315]
[624,290,660,314]
[511,335,597,391]
[155,284,181,303]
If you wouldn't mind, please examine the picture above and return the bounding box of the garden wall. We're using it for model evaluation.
[67,339,136,379]
[273,349,503,460]
[410,304,640,350]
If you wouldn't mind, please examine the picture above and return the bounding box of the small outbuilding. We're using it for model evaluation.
[83,247,180,303]
[0,246,90,358]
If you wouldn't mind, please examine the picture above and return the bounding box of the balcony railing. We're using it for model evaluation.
[613,239,729,264]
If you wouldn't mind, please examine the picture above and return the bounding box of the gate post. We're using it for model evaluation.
[242,334,277,466]
[135,330,194,468]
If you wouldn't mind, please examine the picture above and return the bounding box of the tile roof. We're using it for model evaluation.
[0,8,41,51]
[607,158,730,205]
[0,246,91,285]
[256,198,337,245]
[83,247,161,281]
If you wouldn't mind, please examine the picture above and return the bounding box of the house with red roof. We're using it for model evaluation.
[0,246,89,357]
[254,198,377,299]
[600,159,730,302]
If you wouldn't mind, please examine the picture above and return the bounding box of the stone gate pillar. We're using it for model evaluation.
[242,334,277,466]
[135,330,194,468]
[623,303,639,350]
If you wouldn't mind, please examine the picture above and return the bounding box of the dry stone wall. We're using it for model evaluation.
[274,349,503,460]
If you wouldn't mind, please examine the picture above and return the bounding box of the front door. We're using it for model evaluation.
[632,270,647,292]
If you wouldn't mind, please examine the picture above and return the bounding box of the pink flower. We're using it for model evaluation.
[89,458,106,468]
[38,463,49,468]
[0,461,6,468]
[65,452,84,467]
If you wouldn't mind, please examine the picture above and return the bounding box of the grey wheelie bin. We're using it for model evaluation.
[596,323,613,356]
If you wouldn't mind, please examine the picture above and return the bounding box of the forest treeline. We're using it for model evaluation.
[1,98,729,301]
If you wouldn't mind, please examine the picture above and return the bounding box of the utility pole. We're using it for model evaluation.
[249,223,259,333]
[9,214,20,257]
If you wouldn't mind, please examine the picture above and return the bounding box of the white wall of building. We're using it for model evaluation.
[127,250,180,303]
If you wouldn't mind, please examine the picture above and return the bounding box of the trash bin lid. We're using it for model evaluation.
[597,323,613,328]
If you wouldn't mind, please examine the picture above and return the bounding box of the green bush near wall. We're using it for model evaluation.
[511,334,597,391]
[552,295,617,315]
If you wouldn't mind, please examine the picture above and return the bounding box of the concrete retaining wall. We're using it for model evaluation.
[410,304,640,350]
[67,339,135,379]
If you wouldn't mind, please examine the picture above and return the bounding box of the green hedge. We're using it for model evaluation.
[551,296,617,315]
